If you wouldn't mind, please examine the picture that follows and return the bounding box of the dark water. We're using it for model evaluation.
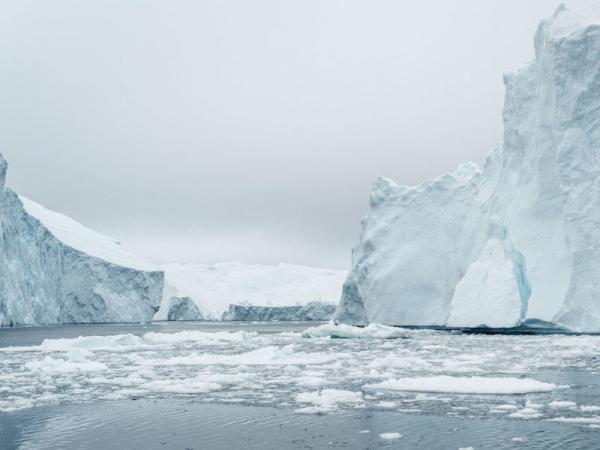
[3,399,600,450]
[2,322,600,449]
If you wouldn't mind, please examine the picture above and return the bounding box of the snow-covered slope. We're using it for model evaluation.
[0,155,163,326]
[19,197,156,272]
[335,1,600,332]
[155,262,346,320]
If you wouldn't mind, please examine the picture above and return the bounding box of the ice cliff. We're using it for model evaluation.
[335,2,600,332]
[155,262,346,320]
[0,154,164,326]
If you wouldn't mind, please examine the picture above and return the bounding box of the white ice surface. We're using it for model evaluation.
[157,262,346,320]
[20,196,158,272]
[379,432,402,440]
[295,389,364,414]
[366,376,559,395]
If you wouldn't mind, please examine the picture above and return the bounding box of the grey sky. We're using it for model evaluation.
[0,0,556,269]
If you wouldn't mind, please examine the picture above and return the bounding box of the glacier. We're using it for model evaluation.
[335,2,600,332]
[0,154,164,326]
[156,262,346,320]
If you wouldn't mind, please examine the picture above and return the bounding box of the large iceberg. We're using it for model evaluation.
[335,2,600,332]
[155,262,346,320]
[0,154,164,326]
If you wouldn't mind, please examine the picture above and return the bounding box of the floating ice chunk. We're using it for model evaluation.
[525,400,543,409]
[141,378,221,394]
[581,405,600,412]
[294,389,364,413]
[414,393,444,401]
[142,330,255,344]
[548,417,600,424]
[295,376,328,387]
[302,323,408,339]
[379,433,402,440]
[548,400,576,409]
[25,355,108,373]
[40,334,146,352]
[376,401,398,409]
[508,408,543,419]
[366,376,560,395]
[496,404,518,410]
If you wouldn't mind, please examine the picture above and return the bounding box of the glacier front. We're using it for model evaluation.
[155,262,346,320]
[335,2,600,332]
[0,154,164,326]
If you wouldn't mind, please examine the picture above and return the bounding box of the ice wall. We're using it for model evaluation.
[0,154,164,326]
[335,2,600,332]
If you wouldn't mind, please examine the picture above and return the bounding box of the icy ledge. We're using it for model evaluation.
[335,2,600,332]
[0,154,163,326]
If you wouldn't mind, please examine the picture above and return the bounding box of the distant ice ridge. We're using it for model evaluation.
[0,154,163,326]
[155,262,346,321]
[335,1,600,332]
[223,302,336,322]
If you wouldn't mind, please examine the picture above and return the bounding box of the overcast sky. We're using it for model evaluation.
[0,0,558,269]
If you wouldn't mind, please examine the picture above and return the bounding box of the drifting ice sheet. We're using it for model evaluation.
[366,375,561,395]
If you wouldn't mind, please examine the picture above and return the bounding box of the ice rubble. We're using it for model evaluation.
[156,262,345,320]
[3,326,593,416]
[335,2,600,332]
[0,154,163,326]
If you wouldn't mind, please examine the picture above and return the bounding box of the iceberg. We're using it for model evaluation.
[222,302,336,321]
[0,154,163,326]
[161,296,203,321]
[156,262,346,320]
[335,2,600,332]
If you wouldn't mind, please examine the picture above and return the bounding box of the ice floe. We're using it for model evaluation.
[366,376,560,395]
[1,322,599,433]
